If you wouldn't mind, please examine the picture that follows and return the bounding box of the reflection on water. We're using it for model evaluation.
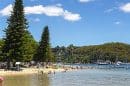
[3,73,50,86]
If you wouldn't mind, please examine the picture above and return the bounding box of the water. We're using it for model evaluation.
[3,74,50,86]
[50,69,130,86]
[70,63,130,69]
[2,65,130,86]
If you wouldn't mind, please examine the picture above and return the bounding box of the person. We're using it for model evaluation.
[0,77,4,86]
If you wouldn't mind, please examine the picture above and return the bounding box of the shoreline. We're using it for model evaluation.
[0,67,76,76]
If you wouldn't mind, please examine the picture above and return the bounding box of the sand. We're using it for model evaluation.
[0,66,78,76]
[0,68,66,76]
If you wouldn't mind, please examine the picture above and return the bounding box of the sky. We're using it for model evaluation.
[0,0,130,47]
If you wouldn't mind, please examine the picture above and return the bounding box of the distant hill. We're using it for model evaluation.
[1,40,130,63]
[53,42,130,63]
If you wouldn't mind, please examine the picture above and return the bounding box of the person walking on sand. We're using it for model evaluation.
[0,77,4,86]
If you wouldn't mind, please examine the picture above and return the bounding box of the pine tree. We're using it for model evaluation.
[2,0,36,68]
[21,31,38,62]
[34,26,54,62]
[0,39,4,61]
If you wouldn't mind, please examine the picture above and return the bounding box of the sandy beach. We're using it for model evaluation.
[0,68,66,76]
[0,65,80,76]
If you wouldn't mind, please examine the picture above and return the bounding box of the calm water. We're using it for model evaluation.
[50,69,130,86]
[3,74,50,86]
[3,65,130,86]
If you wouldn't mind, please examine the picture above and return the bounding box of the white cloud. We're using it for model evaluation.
[0,4,12,16]
[24,5,64,16]
[25,5,44,14]
[120,3,130,13]
[0,4,81,22]
[63,10,81,21]
[79,0,94,3]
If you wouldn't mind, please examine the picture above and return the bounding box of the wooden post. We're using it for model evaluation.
[0,77,4,86]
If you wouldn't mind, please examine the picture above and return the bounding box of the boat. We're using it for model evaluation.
[114,61,130,68]
[98,62,109,65]
[97,60,110,65]
[116,61,122,66]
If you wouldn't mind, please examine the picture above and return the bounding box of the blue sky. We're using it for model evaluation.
[0,0,130,47]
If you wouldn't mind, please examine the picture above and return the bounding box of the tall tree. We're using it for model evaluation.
[2,0,36,68]
[0,39,4,61]
[21,31,38,62]
[34,26,54,62]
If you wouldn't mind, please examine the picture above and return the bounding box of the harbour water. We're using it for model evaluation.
[3,74,50,86]
[50,68,130,86]
[3,65,130,86]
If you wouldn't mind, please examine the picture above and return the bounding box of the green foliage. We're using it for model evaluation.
[75,42,130,63]
[20,31,38,62]
[0,39,4,61]
[53,42,130,63]
[0,0,130,65]
[2,0,36,64]
[34,26,54,62]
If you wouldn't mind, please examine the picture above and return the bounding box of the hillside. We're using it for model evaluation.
[53,42,130,63]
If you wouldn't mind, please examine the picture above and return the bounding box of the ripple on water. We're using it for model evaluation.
[50,69,130,86]
[2,68,130,86]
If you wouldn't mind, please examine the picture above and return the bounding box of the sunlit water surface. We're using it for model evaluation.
[3,65,130,86]
[50,69,130,86]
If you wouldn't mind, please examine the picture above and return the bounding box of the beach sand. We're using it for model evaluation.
[0,67,73,76]
[0,64,83,77]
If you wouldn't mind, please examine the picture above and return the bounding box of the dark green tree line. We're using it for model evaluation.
[53,42,130,63]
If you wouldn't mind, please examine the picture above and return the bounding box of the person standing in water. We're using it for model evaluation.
[0,77,4,86]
